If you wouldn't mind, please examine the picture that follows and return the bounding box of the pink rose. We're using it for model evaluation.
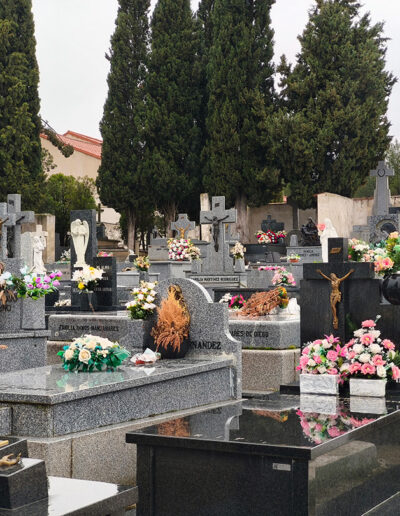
[315,424,323,432]
[391,365,400,381]
[53,280,60,287]
[347,351,356,360]
[314,339,322,346]
[361,333,374,346]
[313,355,322,364]
[299,356,309,368]
[327,368,338,375]
[361,363,376,376]
[302,347,310,355]
[326,350,338,361]
[362,320,376,328]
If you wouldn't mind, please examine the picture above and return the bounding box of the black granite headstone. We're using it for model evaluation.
[70,210,97,270]
[93,256,118,310]
[261,215,284,233]
[0,458,48,509]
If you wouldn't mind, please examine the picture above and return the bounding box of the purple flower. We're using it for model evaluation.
[56,271,63,277]
[43,276,51,283]
[49,272,56,279]
[43,285,50,290]
[27,284,33,289]
[53,280,60,287]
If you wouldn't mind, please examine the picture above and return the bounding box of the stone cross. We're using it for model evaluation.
[171,214,195,239]
[0,203,15,260]
[96,203,104,224]
[0,195,34,259]
[370,161,394,216]
[200,197,236,252]
[261,215,284,233]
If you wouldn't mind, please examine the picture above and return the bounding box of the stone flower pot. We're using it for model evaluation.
[234,258,245,273]
[349,378,387,397]
[300,374,339,395]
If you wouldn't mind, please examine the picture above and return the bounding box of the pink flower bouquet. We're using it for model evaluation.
[342,318,400,381]
[258,266,296,286]
[297,335,347,377]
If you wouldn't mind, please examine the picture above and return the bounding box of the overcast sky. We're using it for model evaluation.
[32,0,400,141]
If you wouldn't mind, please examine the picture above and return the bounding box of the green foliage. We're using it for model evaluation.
[97,0,154,244]
[39,174,96,245]
[272,0,396,209]
[387,140,400,195]
[203,0,280,208]
[142,0,201,226]
[0,0,45,210]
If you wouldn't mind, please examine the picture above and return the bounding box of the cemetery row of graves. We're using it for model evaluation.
[0,162,399,514]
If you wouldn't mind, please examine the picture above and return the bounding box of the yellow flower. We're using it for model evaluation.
[89,267,95,271]
[64,349,75,361]
[78,282,85,290]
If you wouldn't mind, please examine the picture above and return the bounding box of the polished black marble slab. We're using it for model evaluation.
[127,395,400,516]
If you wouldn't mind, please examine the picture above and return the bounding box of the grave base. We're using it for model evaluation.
[242,349,300,391]
[0,332,48,372]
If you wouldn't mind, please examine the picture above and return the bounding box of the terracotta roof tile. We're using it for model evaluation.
[40,131,102,160]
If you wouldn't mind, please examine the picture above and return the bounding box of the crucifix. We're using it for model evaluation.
[301,237,375,345]
[171,214,195,240]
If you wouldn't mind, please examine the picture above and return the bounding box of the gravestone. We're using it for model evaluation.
[171,213,195,239]
[70,209,97,269]
[148,227,168,261]
[199,196,236,273]
[93,256,118,310]
[261,215,284,234]
[353,162,400,243]
[301,238,374,345]
[6,194,35,259]
[21,225,48,273]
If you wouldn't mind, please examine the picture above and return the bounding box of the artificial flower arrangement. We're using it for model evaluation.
[372,231,400,276]
[58,334,130,372]
[258,265,296,286]
[239,288,289,317]
[187,244,201,261]
[125,281,157,320]
[59,249,71,262]
[347,238,370,262]
[231,241,246,260]
[134,256,150,271]
[287,253,300,263]
[0,266,62,301]
[278,287,289,309]
[97,251,113,257]
[297,405,375,445]
[225,294,246,310]
[72,265,104,293]
[342,318,400,381]
[167,238,192,261]
[297,335,347,377]
[256,230,286,245]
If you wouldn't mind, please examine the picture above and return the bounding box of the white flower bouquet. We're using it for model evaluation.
[167,238,191,260]
[126,281,157,320]
[72,265,104,292]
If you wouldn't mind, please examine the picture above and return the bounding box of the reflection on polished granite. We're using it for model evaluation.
[0,358,233,403]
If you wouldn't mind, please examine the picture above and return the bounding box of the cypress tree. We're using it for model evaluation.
[97,0,152,250]
[142,0,201,231]
[0,0,44,209]
[273,0,396,209]
[203,0,278,241]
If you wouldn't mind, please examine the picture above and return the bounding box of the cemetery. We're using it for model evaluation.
[1,0,400,514]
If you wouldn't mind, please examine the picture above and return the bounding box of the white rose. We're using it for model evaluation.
[64,349,74,361]
[307,359,316,367]
[359,353,371,363]
[147,295,154,303]
[78,349,91,364]
[370,330,381,340]
[354,329,364,338]
[388,350,396,360]
[322,339,331,349]
[317,366,327,374]
[369,344,382,354]
[340,363,350,372]
[376,366,386,378]
[353,343,364,354]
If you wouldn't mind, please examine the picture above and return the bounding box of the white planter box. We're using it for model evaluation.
[350,396,387,415]
[300,374,339,395]
[349,378,387,397]
[300,394,338,415]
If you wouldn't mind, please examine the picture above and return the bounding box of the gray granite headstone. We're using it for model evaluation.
[200,196,236,273]
[290,234,298,247]
[171,214,195,239]
[5,194,34,259]
[157,278,242,398]
[0,458,48,509]
[370,161,394,216]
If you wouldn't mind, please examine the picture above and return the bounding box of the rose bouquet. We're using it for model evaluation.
[167,238,191,261]
[297,335,347,376]
[256,231,271,244]
[342,318,400,381]
[134,256,150,271]
[0,267,62,301]
[231,241,246,260]
[348,239,370,262]
[72,265,104,293]
[97,251,113,257]
[58,334,130,372]
[258,265,296,286]
[373,232,400,275]
[126,281,157,320]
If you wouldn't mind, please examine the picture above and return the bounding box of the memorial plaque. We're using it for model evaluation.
[93,256,117,310]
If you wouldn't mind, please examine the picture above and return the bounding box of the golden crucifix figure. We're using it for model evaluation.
[316,269,354,330]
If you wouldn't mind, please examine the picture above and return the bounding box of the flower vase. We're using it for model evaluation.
[80,291,97,311]
[139,271,149,283]
[349,378,387,397]
[234,258,245,273]
[300,374,339,395]
[381,273,400,305]
[191,259,202,274]
[148,338,190,359]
